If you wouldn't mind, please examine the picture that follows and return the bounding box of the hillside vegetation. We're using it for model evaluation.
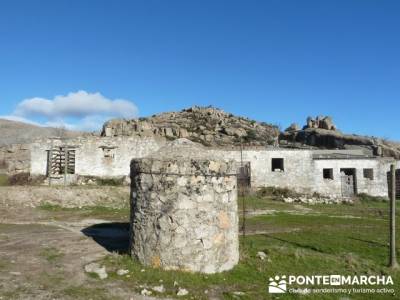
[0,119,86,146]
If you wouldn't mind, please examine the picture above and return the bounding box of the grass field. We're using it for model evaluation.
[86,196,400,299]
[2,185,397,299]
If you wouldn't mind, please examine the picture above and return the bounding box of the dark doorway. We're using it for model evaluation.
[397,169,400,198]
[340,168,357,197]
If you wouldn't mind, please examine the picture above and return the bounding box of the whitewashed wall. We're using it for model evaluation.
[211,149,393,198]
[313,158,392,197]
[211,149,315,193]
[30,137,395,198]
[30,136,166,177]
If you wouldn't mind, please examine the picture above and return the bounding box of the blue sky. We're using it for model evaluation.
[0,0,399,139]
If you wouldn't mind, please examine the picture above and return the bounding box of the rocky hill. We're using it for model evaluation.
[102,109,400,158]
[101,106,280,147]
[0,119,86,146]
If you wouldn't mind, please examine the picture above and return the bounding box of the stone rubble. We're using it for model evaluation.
[140,288,152,296]
[256,251,267,260]
[152,285,165,293]
[84,262,108,279]
[282,195,353,204]
[176,288,189,296]
[116,269,129,276]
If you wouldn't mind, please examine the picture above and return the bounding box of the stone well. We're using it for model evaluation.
[129,139,239,274]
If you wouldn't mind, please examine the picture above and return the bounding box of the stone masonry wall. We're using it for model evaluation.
[0,144,30,174]
[29,135,394,198]
[129,145,239,273]
[209,149,393,198]
[30,136,166,177]
[210,149,318,194]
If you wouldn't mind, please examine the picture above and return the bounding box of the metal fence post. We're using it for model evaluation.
[389,164,399,269]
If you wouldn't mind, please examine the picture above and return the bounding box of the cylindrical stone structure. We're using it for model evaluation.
[129,139,239,274]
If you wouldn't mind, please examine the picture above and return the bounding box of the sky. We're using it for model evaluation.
[0,0,399,139]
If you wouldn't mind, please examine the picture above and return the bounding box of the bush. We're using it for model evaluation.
[357,193,387,202]
[8,173,30,185]
[243,129,258,142]
[256,186,300,199]
[97,177,125,186]
[7,173,46,186]
[0,174,9,186]
[0,159,7,169]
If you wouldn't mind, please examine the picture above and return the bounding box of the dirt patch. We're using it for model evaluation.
[0,206,164,299]
[0,186,130,209]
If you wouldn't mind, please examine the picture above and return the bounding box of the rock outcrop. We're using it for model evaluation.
[102,109,400,159]
[101,106,280,147]
[284,123,300,132]
[280,117,400,159]
[304,116,337,131]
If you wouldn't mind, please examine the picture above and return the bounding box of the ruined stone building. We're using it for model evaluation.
[21,135,399,199]
[2,107,399,199]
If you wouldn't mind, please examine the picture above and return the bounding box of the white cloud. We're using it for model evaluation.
[7,90,138,131]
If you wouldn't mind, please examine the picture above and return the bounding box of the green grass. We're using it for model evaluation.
[97,198,400,300]
[0,286,31,299]
[36,271,65,290]
[0,258,9,270]
[39,247,64,263]
[242,195,400,219]
[62,286,117,300]
[38,202,129,220]
[0,174,9,186]
[97,177,125,186]
[36,192,400,299]
[240,195,296,211]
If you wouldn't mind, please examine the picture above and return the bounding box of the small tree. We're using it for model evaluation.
[56,125,67,139]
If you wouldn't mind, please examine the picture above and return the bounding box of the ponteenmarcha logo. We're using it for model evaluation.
[268,275,394,294]
[268,275,287,293]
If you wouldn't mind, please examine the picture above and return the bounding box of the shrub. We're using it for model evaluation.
[357,193,387,202]
[0,159,7,169]
[7,173,46,186]
[97,177,125,186]
[0,174,9,186]
[256,186,300,199]
[8,173,30,185]
[243,129,258,142]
